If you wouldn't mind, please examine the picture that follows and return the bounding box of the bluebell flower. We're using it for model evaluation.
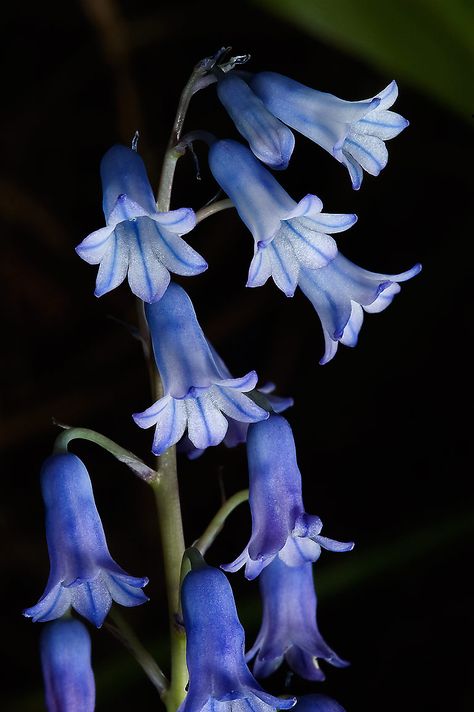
[40,617,95,712]
[247,556,348,680]
[208,140,356,295]
[133,282,269,454]
[216,73,295,170]
[180,341,294,459]
[293,695,346,712]
[250,72,409,189]
[179,563,296,712]
[297,254,422,364]
[222,415,353,580]
[76,144,207,302]
[24,453,149,627]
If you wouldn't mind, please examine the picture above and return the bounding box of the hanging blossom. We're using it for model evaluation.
[222,414,353,580]
[179,562,297,712]
[24,453,149,627]
[247,556,348,681]
[208,139,356,297]
[249,71,409,189]
[40,618,95,712]
[179,340,294,459]
[133,282,269,455]
[293,695,346,712]
[297,255,421,364]
[75,144,207,303]
[216,72,295,170]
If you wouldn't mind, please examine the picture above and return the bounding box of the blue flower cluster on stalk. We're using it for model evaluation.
[25,48,421,712]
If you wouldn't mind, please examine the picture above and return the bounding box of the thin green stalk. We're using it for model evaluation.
[194,489,249,555]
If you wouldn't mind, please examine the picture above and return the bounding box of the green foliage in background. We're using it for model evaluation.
[252,0,474,122]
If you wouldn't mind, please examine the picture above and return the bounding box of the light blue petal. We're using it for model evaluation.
[211,385,269,422]
[132,394,172,429]
[216,370,259,392]
[340,151,364,190]
[340,303,364,347]
[107,194,149,226]
[356,109,409,140]
[23,584,71,623]
[247,245,272,288]
[373,80,399,111]
[344,134,388,175]
[319,329,339,365]
[124,218,170,303]
[152,207,196,234]
[303,212,358,234]
[150,398,187,455]
[278,536,321,567]
[281,219,338,270]
[94,232,129,297]
[268,236,300,297]
[70,577,113,628]
[154,224,208,276]
[364,282,400,313]
[285,193,323,219]
[315,535,355,553]
[185,393,229,450]
[100,145,157,219]
[75,226,114,264]
[105,573,150,607]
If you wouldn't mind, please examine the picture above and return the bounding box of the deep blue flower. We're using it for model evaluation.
[179,563,296,712]
[247,556,348,680]
[24,453,149,627]
[76,144,207,302]
[293,695,346,712]
[208,140,355,294]
[40,617,95,712]
[250,72,409,189]
[216,73,295,170]
[133,282,269,454]
[222,415,353,580]
[297,255,422,364]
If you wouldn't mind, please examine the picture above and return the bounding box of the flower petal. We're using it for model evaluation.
[344,134,388,176]
[94,232,129,297]
[185,393,229,449]
[132,394,172,429]
[105,573,149,607]
[212,385,269,423]
[153,223,207,276]
[76,226,114,264]
[70,577,113,628]
[124,218,170,303]
[152,207,197,234]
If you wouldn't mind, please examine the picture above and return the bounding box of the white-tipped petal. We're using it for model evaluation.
[185,394,229,450]
[76,226,114,264]
[94,233,129,297]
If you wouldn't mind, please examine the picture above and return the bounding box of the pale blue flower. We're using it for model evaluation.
[297,254,422,364]
[24,453,149,627]
[133,282,268,455]
[76,144,207,302]
[208,139,356,295]
[250,72,409,189]
[40,618,95,711]
[216,73,295,169]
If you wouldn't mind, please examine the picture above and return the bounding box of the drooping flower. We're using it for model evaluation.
[216,72,295,170]
[179,562,296,712]
[297,254,422,364]
[24,453,149,627]
[247,556,348,680]
[208,140,356,295]
[133,282,269,455]
[293,695,346,712]
[179,341,294,459]
[222,415,353,580]
[76,144,207,302]
[249,71,409,189]
[40,617,95,712]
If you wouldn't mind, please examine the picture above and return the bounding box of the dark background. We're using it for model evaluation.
[1,1,472,710]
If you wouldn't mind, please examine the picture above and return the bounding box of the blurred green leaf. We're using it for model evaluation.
[251,0,474,122]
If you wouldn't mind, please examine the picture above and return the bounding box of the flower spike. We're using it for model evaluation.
[133,282,268,454]
[222,414,353,579]
[250,72,409,189]
[76,144,207,302]
[24,453,149,627]
[40,618,95,712]
[179,562,297,712]
[247,557,348,680]
[208,139,356,295]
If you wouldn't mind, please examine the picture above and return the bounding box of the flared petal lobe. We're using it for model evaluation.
[249,72,408,189]
[40,618,95,712]
[247,557,348,681]
[217,73,295,170]
[76,144,206,302]
[133,282,268,454]
[23,453,148,627]
[179,564,296,712]
[297,254,422,364]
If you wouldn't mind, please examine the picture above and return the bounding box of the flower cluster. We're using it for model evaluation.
[26,49,420,712]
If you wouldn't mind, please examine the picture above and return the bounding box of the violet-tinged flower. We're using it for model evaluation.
[293,695,346,712]
[222,415,353,580]
[250,71,409,189]
[208,140,356,295]
[40,618,95,712]
[133,282,268,455]
[298,254,422,364]
[179,563,296,712]
[24,453,149,627]
[76,144,207,302]
[216,73,295,170]
[247,556,348,681]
